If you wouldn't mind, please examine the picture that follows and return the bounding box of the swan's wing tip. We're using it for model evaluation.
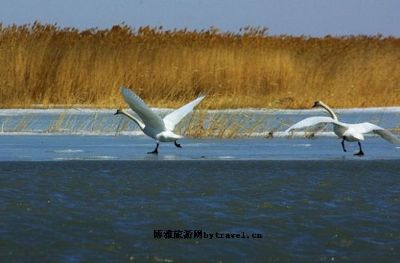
[120,86,130,93]
[188,95,205,107]
[197,95,206,101]
[283,129,291,135]
[374,129,400,144]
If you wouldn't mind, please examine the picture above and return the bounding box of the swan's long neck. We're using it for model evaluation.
[319,102,338,121]
[118,110,145,130]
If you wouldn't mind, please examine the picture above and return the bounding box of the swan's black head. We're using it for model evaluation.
[312,101,322,108]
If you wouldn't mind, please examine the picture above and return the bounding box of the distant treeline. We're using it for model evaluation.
[0,23,399,108]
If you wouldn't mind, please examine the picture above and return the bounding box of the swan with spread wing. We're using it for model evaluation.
[115,87,205,154]
[285,101,400,156]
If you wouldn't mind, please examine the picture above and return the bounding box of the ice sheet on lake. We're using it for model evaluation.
[0,135,398,161]
[53,149,84,153]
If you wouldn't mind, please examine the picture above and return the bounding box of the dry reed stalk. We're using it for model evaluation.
[0,23,399,109]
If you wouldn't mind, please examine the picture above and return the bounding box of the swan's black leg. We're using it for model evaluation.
[341,138,347,152]
[148,142,159,154]
[354,141,364,156]
[174,140,182,148]
[114,109,121,115]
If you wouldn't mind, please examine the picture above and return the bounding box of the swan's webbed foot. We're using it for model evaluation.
[341,138,347,152]
[174,141,182,148]
[147,142,159,154]
[354,151,364,156]
[354,141,364,156]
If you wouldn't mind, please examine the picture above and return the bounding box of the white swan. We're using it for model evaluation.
[115,87,205,154]
[285,101,400,156]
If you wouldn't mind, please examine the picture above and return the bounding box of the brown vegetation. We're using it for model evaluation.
[0,23,399,109]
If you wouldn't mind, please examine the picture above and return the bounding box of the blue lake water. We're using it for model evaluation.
[0,136,399,262]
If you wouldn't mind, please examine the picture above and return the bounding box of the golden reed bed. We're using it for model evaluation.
[0,23,399,109]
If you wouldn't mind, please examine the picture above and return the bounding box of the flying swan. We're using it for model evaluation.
[115,87,205,154]
[285,101,400,155]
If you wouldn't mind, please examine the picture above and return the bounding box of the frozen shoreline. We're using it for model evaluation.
[0,108,399,137]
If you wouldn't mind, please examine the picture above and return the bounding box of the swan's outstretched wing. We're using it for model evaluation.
[163,96,205,131]
[374,129,400,144]
[285,116,341,133]
[351,122,400,144]
[120,87,165,130]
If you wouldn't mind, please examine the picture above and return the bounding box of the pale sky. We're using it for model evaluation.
[0,0,399,36]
